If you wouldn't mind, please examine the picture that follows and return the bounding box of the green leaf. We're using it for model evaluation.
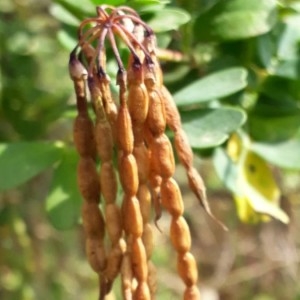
[181,107,247,149]
[46,148,82,230]
[194,0,277,41]
[248,113,300,142]
[277,16,300,60]
[54,0,96,15]
[50,4,80,26]
[174,67,248,107]
[274,59,300,80]
[147,8,190,32]
[129,0,168,13]
[0,142,63,191]
[90,0,125,5]
[57,29,78,51]
[252,139,300,169]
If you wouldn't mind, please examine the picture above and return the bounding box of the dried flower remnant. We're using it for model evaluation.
[68,5,225,299]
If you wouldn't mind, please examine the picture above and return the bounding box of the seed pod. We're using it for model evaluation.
[122,196,143,237]
[134,281,151,300]
[95,121,114,162]
[98,74,118,129]
[77,157,100,203]
[100,162,117,204]
[69,52,88,81]
[117,103,134,155]
[73,114,96,158]
[119,153,139,196]
[133,144,150,182]
[131,238,148,281]
[137,184,151,221]
[170,216,191,254]
[183,285,201,300]
[148,172,162,225]
[105,204,122,244]
[128,81,149,127]
[121,253,133,300]
[86,238,107,272]
[177,252,198,287]
[81,42,95,64]
[104,241,124,281]
[149,135,175,179]
[160,85,181,132]
[187,167,207,209]
[81,202,105,238]
[142,223,154,259]
[160,178,184,218]
[174,129,193,169]
[145,89,166,137]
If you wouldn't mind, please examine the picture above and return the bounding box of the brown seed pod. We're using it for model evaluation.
[81,202,105,239]
[189,167,229,232]
[137,184,151,222]
[149,134,175,179]
[117,104,134,154]
[183,285,201,300]
[81,42,96,65]
[77,157,100,203]
[73,114,96,158]
[134,281,151,300]
[122,195,143,237]
[104,240,124,281]
[174,129,193,169]
[100,161,117,204]
[148,171,162,225]
[86,238,107,273]
[170,216,191,254]
[127,76,149,127]
[177,252,198,287]
[95,121,114,162]
[145,88,166,137]
[160,177,184,218]
[98,74,118,131]
[105,203,122,244]
[160,85,181,132]
[118,153,139,196]
[133,144,150,182]
[131,238,148,282]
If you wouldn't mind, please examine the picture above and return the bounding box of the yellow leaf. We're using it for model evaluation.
[227,133,242,162]
[236,151,289,224]
[242,151,280,202]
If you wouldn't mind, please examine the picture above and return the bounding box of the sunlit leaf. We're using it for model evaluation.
[174,67,248,107]
[252,139,300,169]
[148,8,190,32]
[0,142,63,191]
[181,107,246,149]
[46,148,82,230]
[90,0,125,5]
[277,16,300,60]
[57,29,77,51]
[194,0,277,41]
[50,4,80,26]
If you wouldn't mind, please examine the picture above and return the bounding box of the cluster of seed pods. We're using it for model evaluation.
[68,5,226,299]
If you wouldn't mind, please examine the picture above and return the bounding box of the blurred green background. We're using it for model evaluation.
[1,0,300,299]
